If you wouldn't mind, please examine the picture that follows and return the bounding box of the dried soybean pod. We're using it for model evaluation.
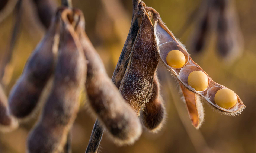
[33,0,58,29]
[0,85,18,132]
[77,13,142,145]
[189,0,211,54]
[28,9,86,153]
[8,9,61,119]
[179,82,204,129]
[215,0,243,62]
[112,0,142,88]
[119,2,159,115]
[140,75,165,132]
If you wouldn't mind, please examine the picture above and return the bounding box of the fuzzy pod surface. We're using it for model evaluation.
[119,3,159,115]
[77,11,142,145]
[27,9,86,153]
[111,0,141,88]
[8,10,61,119]
[140,75,165,132]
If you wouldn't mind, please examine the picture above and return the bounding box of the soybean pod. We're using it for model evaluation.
[76,10,142,145]
[28,9,86,153]
[8,9,61,119]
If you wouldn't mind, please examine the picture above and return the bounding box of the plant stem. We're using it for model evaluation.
[61,0,72,8]
[85,120,103,153]
[64,131,72,153]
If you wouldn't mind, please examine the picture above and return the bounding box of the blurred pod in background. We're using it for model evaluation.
[188,0,212,54]
[214,0,244,63]
[32,0,58,29]
[28,8,86,153]
[8,9,60,120]
[188,0,243,64]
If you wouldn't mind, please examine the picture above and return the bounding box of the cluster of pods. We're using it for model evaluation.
[189,0,243,63]
[0,0,246,152]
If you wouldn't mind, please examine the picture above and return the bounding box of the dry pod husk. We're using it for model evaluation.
[179,82,204,129]
[0,85,18,132]
[119,2,159,115]
[112,0,141,88]
[27,8,86,153]
[8,9,61,119]
[215,0,243,62]
[76,10,142,145]
[140,75,165,132]
[145,7,245,128]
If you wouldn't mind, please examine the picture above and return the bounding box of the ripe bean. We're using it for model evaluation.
[215,88,237,109]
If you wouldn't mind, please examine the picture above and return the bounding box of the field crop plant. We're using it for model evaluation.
[0,0,246,153]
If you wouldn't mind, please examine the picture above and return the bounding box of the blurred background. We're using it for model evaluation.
[0,0,256,153]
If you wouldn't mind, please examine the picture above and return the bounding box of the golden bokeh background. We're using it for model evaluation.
[0,0,255,153]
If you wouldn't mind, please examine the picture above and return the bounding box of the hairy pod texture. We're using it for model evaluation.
[27,9,86,153]
[75,10,142,145]
[140,75,165,132]
[8,10,61,119]
[0,85,18,132]
[112,0,141,88]
[119,3,160,115]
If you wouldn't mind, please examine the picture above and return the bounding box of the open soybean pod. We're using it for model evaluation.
[76,10,142,145]
[188,0,212,54]
[28,8,86,153]
[215,0,243,62]
[8,8,62,119]
[147,8,245,127]
[112,0,142,88]
[140,75,165,132]
[119,2,159,115]
[0,85,18,132]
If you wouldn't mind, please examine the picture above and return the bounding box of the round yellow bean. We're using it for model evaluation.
[188,71,208,91]
[215,88,237,109]
[166,50,186,68]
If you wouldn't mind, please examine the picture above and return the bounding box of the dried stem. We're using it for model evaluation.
[0,0,22,85]
[64,132,72,153]
[85,120,103,153]
[61,0,72,8]
[61,3,73,153]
